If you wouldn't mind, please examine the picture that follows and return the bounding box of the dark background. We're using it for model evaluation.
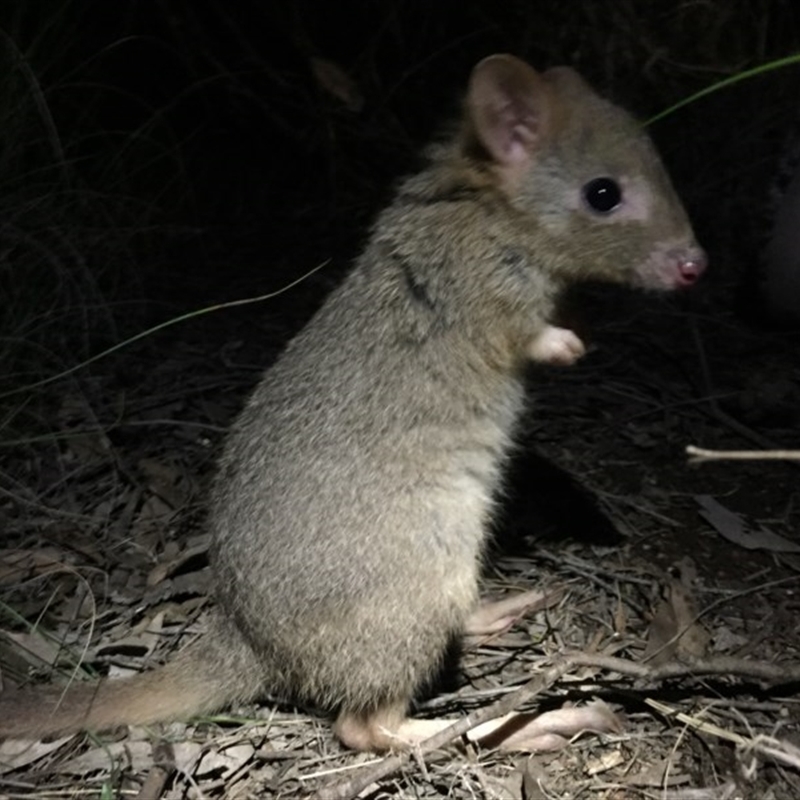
[2,1,799,375]
[1,1,799,481]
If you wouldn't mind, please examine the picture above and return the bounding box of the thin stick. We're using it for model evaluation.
[687,445,800,463]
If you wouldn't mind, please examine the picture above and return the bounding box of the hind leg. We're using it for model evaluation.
[334,701,619,754]
[334,701,409,752]
[334,701,455,752]
[465,588,554,636]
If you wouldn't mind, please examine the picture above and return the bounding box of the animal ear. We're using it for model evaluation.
[542,66,592,99]
[467,54,554,168]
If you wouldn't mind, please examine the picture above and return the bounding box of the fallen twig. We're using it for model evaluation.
[687,445,800,463]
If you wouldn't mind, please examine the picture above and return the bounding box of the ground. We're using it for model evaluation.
[2,3,800,799]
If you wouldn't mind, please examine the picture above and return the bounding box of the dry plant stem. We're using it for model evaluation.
[325,652,800,800]
[568,651,800,686]
[647,699,800,772]
[750,735,800,771]
[687,445,800,462]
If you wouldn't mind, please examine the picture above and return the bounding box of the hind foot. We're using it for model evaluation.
[334,703,462,752]
[465,588,560,636]
[334,702,410,752]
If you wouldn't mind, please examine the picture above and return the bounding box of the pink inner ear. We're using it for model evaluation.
[468,57,548,168]
[504,118,538,163]
[480,103,539,167]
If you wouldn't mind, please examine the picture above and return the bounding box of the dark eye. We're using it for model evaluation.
[583,177,622,213]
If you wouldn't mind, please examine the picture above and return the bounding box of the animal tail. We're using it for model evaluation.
[0,615,265,740]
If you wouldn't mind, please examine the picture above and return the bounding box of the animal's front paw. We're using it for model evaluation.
[528,325,585,366]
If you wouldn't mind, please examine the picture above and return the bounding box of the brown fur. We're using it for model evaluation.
[0,55,704,749]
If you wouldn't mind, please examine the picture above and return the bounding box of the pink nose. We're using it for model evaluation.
[677,251,707,285]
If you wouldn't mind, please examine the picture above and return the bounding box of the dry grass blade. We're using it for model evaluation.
[648,699,800,772]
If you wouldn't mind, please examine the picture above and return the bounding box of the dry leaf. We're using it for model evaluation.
[468,698,623,752]
[195,742,255,778]
[147,537,211,587]
[0,737,72,774]
[58,394,111,465]
[142,569,211,606]
[626,756,692,787]
[584,748,624,775]
[172,740,204,776]
[135,494,176,527]
[0,548,69,585]
[665,580,710,659]
[2,629,63,668]
[644,564,710,665]
[645,595,679,663]
[521,760,549,800]
[712,627,749,653]
[138,457,193,510]
[93,610,165,659]
[696,495,800,553]
[60,741,153,775]
[310,57,363,111]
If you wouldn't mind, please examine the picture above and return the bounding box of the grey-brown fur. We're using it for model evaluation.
[0,55,704,748]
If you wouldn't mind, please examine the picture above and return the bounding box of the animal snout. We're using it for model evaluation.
[675,247,707,286]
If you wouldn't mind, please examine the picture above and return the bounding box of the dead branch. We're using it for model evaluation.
[687,445,800,463]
